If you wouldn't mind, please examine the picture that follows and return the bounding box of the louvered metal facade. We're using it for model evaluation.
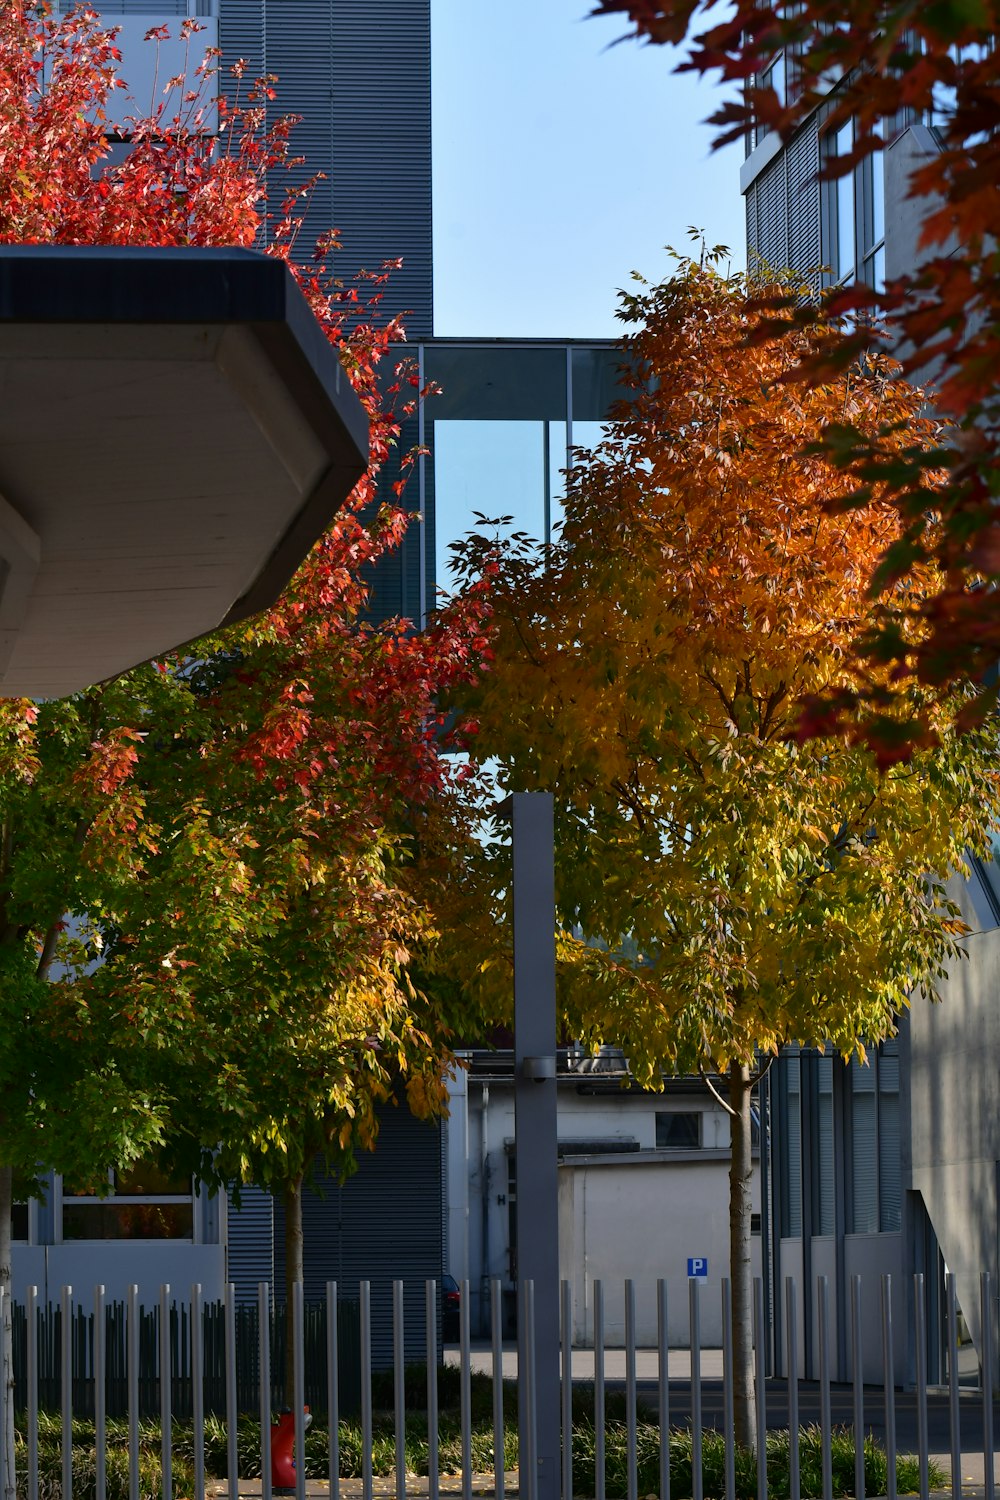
[216,0,433,336]
[270,1108,443,1366]
[73,0,433,335]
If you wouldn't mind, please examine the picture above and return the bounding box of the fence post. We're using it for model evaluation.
[94,1286,106,1500]
[326,1282,338,1500]
[258,1283,271,1500]
[27,1285,38,1500]
[982,1272,995,1500]
[191,1284,205,1500]
[882,1275,896,1500]
[127,1285,139,1500]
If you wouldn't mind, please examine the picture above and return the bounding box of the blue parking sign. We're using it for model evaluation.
[687,1257,708,1280]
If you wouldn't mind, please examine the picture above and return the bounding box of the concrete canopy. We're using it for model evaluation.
[0,246,369,698]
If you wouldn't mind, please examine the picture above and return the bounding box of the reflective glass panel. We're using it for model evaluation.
[836,121,855,280]
[431,419,565,594]
[62,1203,193,1240]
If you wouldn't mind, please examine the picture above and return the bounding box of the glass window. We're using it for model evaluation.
[879,1050,902,1233]
[430,419,566,594]
[655,1111,702,1149]
[62,1164,193,1242]
[835,120,855,281]
[817,1055,835,1236]
[12,1202,28,1241]
[780,1051,803,1237]
[850,1058,878,1234]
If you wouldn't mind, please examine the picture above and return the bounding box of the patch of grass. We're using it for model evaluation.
[14,1386,945,1500]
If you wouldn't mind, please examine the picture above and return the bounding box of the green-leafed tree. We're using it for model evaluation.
[450,260,1000,1452]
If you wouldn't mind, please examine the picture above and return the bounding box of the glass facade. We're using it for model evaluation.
[380,341,626,624]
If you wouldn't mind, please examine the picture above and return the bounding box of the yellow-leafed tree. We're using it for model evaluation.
[450,259,1000,1452]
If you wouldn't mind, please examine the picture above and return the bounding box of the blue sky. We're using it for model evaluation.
[431,0,746,338]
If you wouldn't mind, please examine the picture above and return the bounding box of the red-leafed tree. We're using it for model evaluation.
[591,0,1000,751]
[0,0,492,1449]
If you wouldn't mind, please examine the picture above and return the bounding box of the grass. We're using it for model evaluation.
[13,1370,947,1500]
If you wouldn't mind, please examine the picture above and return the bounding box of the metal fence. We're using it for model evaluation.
[1,1271,998,1500]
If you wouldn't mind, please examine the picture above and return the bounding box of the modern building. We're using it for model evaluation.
[447,1046,761,1347]
[742,63,996,1385]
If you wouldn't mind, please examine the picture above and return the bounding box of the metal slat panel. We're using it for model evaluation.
[786,117,821,281]
[273,1107,443,1366]
[227,1187,275,1304]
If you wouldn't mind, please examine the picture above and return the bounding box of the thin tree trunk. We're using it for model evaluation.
[729,1060,757,1453]
[283,1173,304,1406]
[0,1164,15,1500]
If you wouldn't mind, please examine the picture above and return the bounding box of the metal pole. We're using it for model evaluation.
[327,1282,338,1500]
[561,1281,573,1500]
[191,1284,205,1500]
[27,1284,38,1500]
[915,1274,930,1500]
[427,1281,439,1500]
[753,1278,767,1500]
[292,1282,306,1500]
[625,1280,637,1500]
[160,1285,171,1500]
[658,1280,671,1500]
[259,1283,272,1500]
[490,1279,503,1500]
[982,1273,995,1500]
[882,1275,897,1500]
[508,792,560,1500]
[594,1280,605,1500]
[785,1280,798,1500]
[361,1282,373,1500]
[225,1284,239,1500]
[393,1281,406,1500]
[690,1279,703,1500]
[722,1280,735,1500]
[460,1278,472,1500]
[851,1275,864,1500]
[61,1284,72,1500]
[818,1277,832,1500]
[94,1285,106,1500]
[127,1285,139,1500]
[947,1274,961,1500]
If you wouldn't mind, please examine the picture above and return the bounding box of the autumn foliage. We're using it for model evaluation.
[0,0,491,1284]
[592,0,1000,742]
[453,260,1000,1447]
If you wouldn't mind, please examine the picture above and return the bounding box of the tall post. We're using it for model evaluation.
[509,792,560,1500]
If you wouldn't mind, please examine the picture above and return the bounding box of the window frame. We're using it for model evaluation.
[58,1166,196,1245]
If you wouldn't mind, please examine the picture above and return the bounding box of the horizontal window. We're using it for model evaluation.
[62,1202,192,1241]
[655,1111,702,1149]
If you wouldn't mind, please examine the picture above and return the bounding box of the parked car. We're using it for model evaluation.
[441,1273,460,1341]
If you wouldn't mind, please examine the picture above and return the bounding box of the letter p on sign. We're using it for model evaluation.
[687,1257,708,1280]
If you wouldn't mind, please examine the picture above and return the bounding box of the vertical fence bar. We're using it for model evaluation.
[626,1279,638,1500]
[191,1284,205,1500]
[224,1283,239,1500]
[753,1278,767,1500]
[258,1283,272,1500]
[526,1280,538,1500]
[818,1277,833,1500]
[27,1284,38,1500]
[426,1281,439,1500]
[657,1280,670,1500]
[292,1281,306,1500]
[594,1279,605,1500]
[361,1282,373,1500]
[61,1284,73,1500]
[881,1276,897,1500]
[94,1285,106,1500]
[982,1273,995,1500]
[160,1285,172,1500]
[128,1284,140,1500]
[914,1274,930,1500]
[785,1280,798,1500]
[0,1287,5,1500]
[561,1281,573,1500]
[690,1278,703,1500]
[722,1280,735,1500]
[326,1282,338,1500]
[393,1281,406,1500]
[851,1276,864,1500]
[460,1277,472,1500]
[490,1278,503,1500]
[947,1273,962,1500]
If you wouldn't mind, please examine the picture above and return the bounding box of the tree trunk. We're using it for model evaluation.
[729,1061,757,1453]
[283,1173,304,1406]
[0,1165,15,1500]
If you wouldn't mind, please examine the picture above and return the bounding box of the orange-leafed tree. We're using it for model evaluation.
[452,260,1000,1452]
[592,0,1000,749]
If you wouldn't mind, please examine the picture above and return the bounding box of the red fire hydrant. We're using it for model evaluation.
[270,1407,312,1490]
